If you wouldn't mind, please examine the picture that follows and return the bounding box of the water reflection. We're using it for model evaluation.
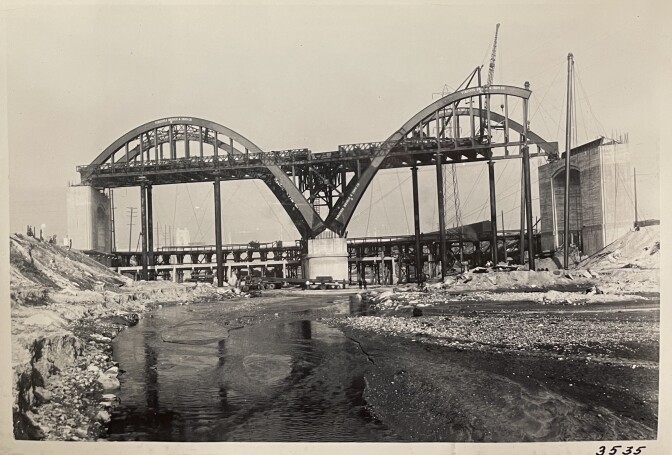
[109,305,396,441]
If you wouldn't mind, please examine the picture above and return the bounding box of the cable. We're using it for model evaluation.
[185,184,204,243]
[171,185,178,245]
[365,182,374,237]
[394,170,412,234]
[378,178,393,236]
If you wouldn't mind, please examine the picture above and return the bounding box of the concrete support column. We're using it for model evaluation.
[411,166,423,283]
[435,153,447,279]
[214,176,224,287]
[488,160,498,264]
[140,184,148,280]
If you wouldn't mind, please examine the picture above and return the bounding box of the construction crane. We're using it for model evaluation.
[486,23,501,87]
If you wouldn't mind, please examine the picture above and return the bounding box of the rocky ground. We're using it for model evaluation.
[9,233,249,440]
[323,226,661,440]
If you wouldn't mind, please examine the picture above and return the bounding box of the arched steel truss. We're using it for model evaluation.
[79,85,556,240]
[82,117,325,239]
[324,85,557,235]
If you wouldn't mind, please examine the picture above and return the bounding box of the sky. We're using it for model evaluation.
[4,1,663,249]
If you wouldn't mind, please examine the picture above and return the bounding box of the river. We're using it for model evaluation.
[106,292,657,442]
[108,297,398,441]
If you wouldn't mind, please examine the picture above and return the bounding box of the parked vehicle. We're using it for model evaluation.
[187,270,214,283]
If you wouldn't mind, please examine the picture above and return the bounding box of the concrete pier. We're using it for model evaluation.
[66,185,112,253]
[303,237,348,281]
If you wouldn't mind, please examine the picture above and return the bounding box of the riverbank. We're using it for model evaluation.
[10,234,243,440]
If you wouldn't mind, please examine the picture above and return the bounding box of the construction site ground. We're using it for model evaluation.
[6,226,660,442]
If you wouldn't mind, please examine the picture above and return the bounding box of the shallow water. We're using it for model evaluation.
[108,303,398,441]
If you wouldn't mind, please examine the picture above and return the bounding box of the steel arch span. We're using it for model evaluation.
[322,84,557,235]
[82,117,325,239]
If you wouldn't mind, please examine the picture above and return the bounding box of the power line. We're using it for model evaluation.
[126,207,136,252]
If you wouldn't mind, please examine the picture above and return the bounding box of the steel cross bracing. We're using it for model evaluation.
[78,85,558,240]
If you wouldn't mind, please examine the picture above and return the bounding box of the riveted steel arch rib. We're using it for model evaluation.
[325,85,536,234]
[450,107,557,156]
[84,117,325,238]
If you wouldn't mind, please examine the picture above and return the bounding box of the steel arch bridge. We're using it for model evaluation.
[76,80,557,282]
[78,85,556,238]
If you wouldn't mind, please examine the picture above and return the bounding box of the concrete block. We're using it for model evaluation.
[304,237,348,280]
[66,185,112,253]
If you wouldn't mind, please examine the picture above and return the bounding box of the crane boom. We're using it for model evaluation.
[486,23,501,87]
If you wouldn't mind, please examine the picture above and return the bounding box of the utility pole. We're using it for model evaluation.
[563,53,575,269]
[633,168,638,227]
[126,207,136,252]
[501,209,507,263]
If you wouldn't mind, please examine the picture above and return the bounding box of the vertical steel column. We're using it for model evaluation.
[488,160,498,264]
[504,95,510,155]
[140,184,148,280]
[184,125,190,158]
[522,81,535,270]
[523,146,535,270]
[411,166,422,283]
[519,151,526,265]
[436,152,447,279]
[153,128,159,161]
[139,135,144,165]
[199,127,204,157]
[477,69,483,136]
[109,189,116,251]
[469,97,475,146]
[213,132,219,168]
[169,125,175,159]
[146,185,154,280]
[214,176,224,287]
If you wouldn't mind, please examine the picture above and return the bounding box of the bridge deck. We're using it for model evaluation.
[78,138,546,188]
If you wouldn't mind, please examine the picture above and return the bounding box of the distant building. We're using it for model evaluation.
[537,137,635,256]
[175,228,191,246]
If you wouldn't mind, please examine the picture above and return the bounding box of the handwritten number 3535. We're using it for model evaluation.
[596,446,645,455]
